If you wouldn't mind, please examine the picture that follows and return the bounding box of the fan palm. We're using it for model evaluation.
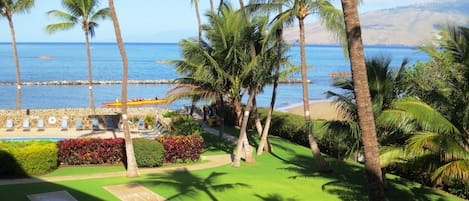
[46,0,110,114]
[108,0,138,178]
[0,0,34,111]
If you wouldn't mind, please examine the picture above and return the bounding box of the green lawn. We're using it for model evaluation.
[0,135,463,201]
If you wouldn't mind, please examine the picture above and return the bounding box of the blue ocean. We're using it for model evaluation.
[0,43,428,109]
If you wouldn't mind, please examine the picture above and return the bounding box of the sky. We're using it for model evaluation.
[0,0,435,43]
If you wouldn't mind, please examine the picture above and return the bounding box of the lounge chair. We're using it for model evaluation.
[37,119,45,131]
[76,118,83,130]
[23,119,30,131]
[92,118,99,130]
[6,119,14,131]
[61,117,68,131]
[138,119,145,130]
[105,117,114,130]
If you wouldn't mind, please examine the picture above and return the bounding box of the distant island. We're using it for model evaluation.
[283,0,469,46]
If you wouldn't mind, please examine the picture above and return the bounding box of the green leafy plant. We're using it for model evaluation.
[0,141,58,177]
[132,138,164,167]
[170,115,203,136]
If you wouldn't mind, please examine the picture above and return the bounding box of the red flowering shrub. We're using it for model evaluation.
[58,138,125,165]
[156,135,204,163]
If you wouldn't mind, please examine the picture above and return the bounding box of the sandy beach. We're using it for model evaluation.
[278,100,346,121]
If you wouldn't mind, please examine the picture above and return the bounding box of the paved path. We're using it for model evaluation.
[0,154,231,186]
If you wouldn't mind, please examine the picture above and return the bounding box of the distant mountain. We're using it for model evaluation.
[283,0,469,46]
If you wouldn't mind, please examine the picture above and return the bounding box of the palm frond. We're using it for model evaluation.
[380,146,407,167]
[45,22,77,34]
[431,160,469,185]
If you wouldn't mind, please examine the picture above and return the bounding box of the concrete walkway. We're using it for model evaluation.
[0,154,231,186]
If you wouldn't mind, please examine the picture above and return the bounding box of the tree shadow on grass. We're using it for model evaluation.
[202,132,235,154]
[0,150,103,200]
[255,193,299,201]
[141,169,249,201]
[267,139,457,201]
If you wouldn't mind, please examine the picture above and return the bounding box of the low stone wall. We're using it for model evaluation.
[0,107,171,131]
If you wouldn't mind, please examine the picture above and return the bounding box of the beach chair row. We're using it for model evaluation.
[4,117,115,131]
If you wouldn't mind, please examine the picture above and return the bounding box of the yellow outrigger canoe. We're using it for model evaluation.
[103,99,168,107]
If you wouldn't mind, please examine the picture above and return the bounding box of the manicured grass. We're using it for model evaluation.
[0,135,463,201]
[40,165,125,178]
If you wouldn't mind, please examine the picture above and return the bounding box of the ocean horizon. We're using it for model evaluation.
[0,43,428,110]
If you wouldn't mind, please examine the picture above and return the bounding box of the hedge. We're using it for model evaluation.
[156,135,204,163]
[0,141,58,177]
[58,138,125,165]
[133,138,165,167]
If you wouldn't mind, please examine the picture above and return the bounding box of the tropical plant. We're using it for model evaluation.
[340,0,384,199]
[406,24,469,134]
[108,0,138,178]
[46,0,110,114]
[0,0,35,111]
[250,0,345,172]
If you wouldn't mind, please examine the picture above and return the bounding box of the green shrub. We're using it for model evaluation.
[162,110,177,118]
[170,115,203,136]
[132,138,164,167]
[0,141,58,177]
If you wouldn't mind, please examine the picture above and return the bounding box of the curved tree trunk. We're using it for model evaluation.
[341,0,384,200]
[252,96,263,136]
[109,0,139,178]
[84,30,96,114]
[298,15,330,172]
[8,15,21,112]
[257,4,284,155]
[233,88,257,167]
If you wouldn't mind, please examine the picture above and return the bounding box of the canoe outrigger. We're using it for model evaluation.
[102,98,168,107]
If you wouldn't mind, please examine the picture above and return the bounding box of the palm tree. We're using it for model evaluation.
[251,0,344,172]
[46,0,110,114]
[378,98,469,188]
[191,0,203,42]
[209,0,215,13]
[108,0,138,178]
[0,0,34,112]
[340,0,384,199]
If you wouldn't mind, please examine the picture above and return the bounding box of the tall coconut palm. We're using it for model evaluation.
[251,0,344,172]
[191,0,203,42]
[108,0,138,178]
[46,0,110,114]
[340,0,384,199]
[0,0,34,112]
[209,0,214,13]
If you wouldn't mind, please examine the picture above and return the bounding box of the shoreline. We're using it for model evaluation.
[277,99,346,121]
[0,78,311,86]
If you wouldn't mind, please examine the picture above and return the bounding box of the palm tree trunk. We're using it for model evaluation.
[7,15,21,112]
[252,96,263,136]
[84,30,95,114]
[257,4,284,155]
[218,94,225,139]
[298,16,330,172]
[218,0,224,13]
[109,0,139,178]
[209,0,215,13]
[194,1,202,42]
[233,88,257,167]
[340,0,384,200]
